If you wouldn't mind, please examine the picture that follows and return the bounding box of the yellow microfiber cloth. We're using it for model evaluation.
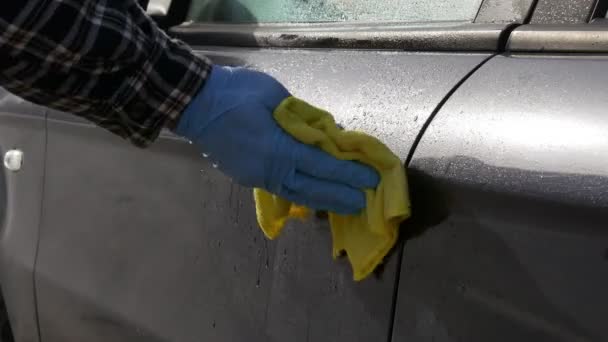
[254,97,411,281]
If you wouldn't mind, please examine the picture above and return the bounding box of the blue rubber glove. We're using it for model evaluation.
[175,65,379,214]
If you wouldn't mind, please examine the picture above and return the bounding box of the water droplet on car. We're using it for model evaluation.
[202,153,209,158]
[255,279,261,288]
[212,163,219,168]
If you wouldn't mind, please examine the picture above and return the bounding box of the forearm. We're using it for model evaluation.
[0,0,211,147]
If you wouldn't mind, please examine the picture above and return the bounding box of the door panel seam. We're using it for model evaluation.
[31,109,48,342]
[404,53,497,166]
[388,53,498,342]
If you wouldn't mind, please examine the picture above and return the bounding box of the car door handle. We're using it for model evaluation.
[4,149,23,172]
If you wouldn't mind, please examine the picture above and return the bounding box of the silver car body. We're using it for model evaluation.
[1,1,607,341]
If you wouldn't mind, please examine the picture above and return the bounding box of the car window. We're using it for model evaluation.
[187,0,484,24]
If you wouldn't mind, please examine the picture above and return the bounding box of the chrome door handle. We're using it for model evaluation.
[4,149,23,172]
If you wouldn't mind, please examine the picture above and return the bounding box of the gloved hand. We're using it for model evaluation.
[175,65,379,214]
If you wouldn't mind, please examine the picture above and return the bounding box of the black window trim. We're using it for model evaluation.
[161,0,536,52]
[589,0,608,20]
[170,21,508,51]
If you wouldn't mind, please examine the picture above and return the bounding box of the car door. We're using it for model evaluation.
[0,89,45,342]
[32,1,533,342]
[393,2,608,341]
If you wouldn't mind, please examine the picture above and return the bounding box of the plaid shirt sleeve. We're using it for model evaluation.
[0,0,212,147]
